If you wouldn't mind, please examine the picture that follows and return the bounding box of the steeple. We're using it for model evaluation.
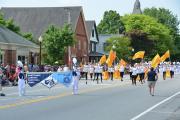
[132,0,142,14]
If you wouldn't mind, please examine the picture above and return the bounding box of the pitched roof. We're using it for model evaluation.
[1,6,82,39]
[132,0,142,14]
[85,20,99,41]
[0,25,38,48]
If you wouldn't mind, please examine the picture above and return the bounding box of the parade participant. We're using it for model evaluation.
[89,64,94,80]
[119,64,125,81]
[0,67,5,96]
[96,64,103,84]
[18,67,25,96]
[93,63,98,82]
[129,64,133,80]
[83,63,89,84]
[108,66,114,81]
[139,64,145,84]
[170,63,175,78]
[131,64,137,85]
[72,58,79,95]
[162,64,167,80]
[146,67,158,96]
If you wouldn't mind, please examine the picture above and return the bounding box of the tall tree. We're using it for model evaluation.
[97,10,125,34]
[42,24,75,65]
[122,14,174,58]
[143,7,179,35]
[105,36,132,61]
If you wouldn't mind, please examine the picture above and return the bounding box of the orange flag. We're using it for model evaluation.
[132,51,145,60]
[106,50,116,67]
[151,54,161,68]
[99,55,106,65]
[161,50,170,62]
[119,59,127,66]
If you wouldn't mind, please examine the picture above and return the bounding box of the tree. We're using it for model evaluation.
[143,7,179,35]
[97,10,125,34]
[122,14,174,58]
[42,24,75,65]
[143,7,180,60]
[105,36,132,61]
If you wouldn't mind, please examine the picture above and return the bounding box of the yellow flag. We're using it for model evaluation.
[99,55,106,65]
[113,70,120,79]
[166,70,170,78]
[161,50,170,62]
[106,50,116,67]
[103,71,109,80]
[132,51,145,60]
[119,59,127,66]
[151,54,161,68]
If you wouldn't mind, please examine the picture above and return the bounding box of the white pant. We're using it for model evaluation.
[18,79,25,96]
[72,76,79,95]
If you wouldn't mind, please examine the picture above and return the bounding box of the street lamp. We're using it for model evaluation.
[38,36,43,65]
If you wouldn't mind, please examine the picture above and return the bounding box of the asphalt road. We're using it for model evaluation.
[0,74,180,120]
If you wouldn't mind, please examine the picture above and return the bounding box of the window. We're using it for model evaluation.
[91,43,95,52]
[92,29,94,37]
[103,43,108,51]
[0,54,3,64]
[18,56,25,64]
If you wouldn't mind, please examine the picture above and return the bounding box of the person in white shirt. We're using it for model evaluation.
[89,64,94,80]
[170,63,175,78]
[119,65,125,81]
[162,64,167,80]
[108,66,114,81]
[83,63,89,84]
[132,64,138,85]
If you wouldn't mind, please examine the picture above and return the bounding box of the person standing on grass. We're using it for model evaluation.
[147,67,158,96]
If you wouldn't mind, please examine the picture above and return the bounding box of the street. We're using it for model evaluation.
[0,74,180,120]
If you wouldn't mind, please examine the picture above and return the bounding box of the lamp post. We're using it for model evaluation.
[38,36,43,66]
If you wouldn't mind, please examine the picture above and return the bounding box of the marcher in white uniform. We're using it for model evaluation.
[170,64,175,78]
[132,65,137,85]
[119,65,125,81]
[72,58,79,95]
[18,67,25,96]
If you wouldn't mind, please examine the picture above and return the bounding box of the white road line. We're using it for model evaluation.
[131,91,180,120]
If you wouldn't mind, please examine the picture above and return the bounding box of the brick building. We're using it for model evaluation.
[1,7,89,66]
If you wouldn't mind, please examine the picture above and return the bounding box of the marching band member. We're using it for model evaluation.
[89,63,94,80]
[83,63,89,84]
[18,67,25,96]
[162,64,167,80]
[170,63,175,78]
[108,66,114,81]
[131,64,137,85]
[72,58,79,95]
[119,64,125,81]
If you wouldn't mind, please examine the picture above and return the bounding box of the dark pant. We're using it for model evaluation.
[96,73,102,83]
[120,72,124,81]
[132,75,137,85]
[163,72,166,80]
[129,72,132,80]
[170,71,174,78]
[110,72,113,80]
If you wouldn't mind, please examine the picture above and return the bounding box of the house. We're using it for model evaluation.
[0,25,39,65]
[1,6,89,66]
[85,20,102,63]
[97,34,123,56]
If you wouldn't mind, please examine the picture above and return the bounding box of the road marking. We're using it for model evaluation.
[0,82,130,109]
[131,91,180,120]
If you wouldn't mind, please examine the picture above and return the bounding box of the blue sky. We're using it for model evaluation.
[0,0,180,25]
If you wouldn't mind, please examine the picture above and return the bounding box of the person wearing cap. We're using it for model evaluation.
[18,67,25,96]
